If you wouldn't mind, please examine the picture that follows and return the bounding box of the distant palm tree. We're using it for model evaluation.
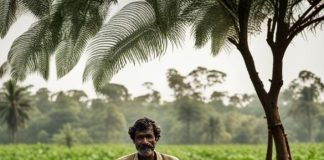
[0,80,32,143]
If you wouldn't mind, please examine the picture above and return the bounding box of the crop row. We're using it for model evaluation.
[0,143,323,160]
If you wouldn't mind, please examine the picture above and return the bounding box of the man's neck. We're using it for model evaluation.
[138,152,156,160]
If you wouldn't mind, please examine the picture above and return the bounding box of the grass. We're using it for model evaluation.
[0,143,323,160]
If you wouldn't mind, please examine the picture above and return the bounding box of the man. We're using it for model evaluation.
[118,117,179,160]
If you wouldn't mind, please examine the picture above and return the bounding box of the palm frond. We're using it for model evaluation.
[55,9,104,78]
[192,7,217,48]
[13,85,32,101]
[84,1,167,89]
[0,0,18,38]
[8,19,53,80]
[0,61,9,78]
[161,0,186,47]
[17,109,29,121]
[0,106,9,124]
[210,17,233,55]
[192,4,234,55]
[248,0,273,34]
[18,100,31,108]
[20,0,51,17]
[146,0,186,47]
[55,40,74,78]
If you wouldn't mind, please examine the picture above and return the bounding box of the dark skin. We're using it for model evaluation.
[134,127,157,160]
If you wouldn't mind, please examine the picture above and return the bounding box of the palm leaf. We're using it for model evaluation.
[192,4,234,55]
[20,0,51,17]
[84,1,167,89]
[8,17,57,80]
[0,0,18,38]
[55,9,105,78]
[248,0,272,34]
[186,0,271,55]
[0,61,9,78]
[0,106,9,124]
[146,0,186,46]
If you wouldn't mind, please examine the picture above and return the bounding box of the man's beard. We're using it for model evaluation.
[137,144,155,156]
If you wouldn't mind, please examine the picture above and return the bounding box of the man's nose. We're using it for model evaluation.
[142,137,149,144]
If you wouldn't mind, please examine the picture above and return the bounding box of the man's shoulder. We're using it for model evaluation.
[117,153,136,160]
[160,153,179,160]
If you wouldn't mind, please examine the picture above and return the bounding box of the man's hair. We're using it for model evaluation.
[128,117,161,141]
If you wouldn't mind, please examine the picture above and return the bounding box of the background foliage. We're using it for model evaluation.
[1,68,323,145]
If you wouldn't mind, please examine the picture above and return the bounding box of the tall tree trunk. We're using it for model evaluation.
[236,45,291,159]
[234,1,292,158]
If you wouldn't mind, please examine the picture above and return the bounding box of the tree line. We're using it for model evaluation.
[1,67,323,146]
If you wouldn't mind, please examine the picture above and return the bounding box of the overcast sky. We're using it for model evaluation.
[1,1,323,101]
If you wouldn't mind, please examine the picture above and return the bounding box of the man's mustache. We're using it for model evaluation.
[138,144,154,150]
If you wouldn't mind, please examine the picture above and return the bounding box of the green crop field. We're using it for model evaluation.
[0,143,323,160]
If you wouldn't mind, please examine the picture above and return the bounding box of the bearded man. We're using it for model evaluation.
[117,117,179,160]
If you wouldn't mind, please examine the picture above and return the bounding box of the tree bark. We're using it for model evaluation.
[268,106,290,160]
[266,127,272,160]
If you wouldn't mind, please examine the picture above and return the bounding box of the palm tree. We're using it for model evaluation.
[0,80,32,143]
[81,1,324,159]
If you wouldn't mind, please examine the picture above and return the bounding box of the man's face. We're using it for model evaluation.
[134,127,157,158]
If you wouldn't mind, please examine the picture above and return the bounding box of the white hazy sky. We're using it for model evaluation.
[1,1,324,101]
